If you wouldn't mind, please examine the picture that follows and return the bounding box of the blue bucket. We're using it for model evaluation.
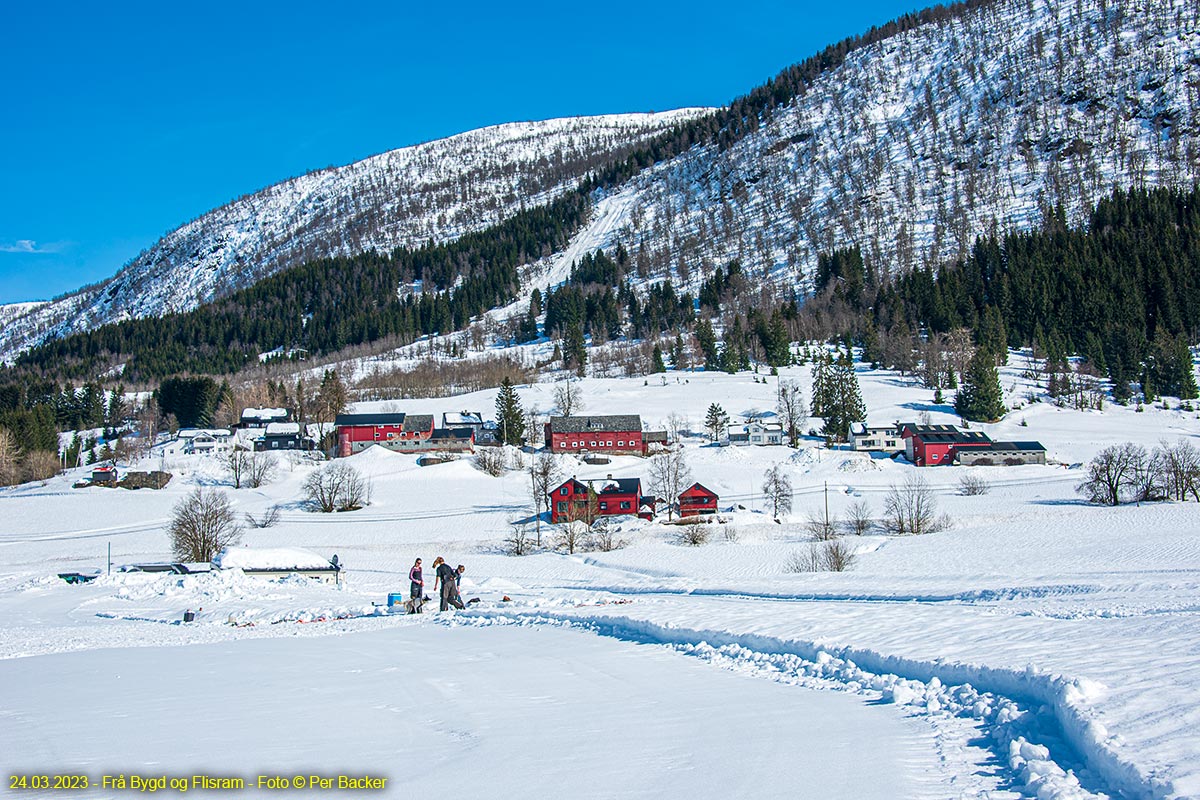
[387,593,405,609]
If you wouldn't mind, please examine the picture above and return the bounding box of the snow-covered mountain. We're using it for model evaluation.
[571,0,1200,299]
[0,110,709,360]
[5,0,1199,365]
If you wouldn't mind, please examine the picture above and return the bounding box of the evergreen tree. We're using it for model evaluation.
[651,345,666,373]
[955,349,1007,421]
[704,403,729,442]
[821,353,866,443]
[563,323,587,377]
[494,378,526,446]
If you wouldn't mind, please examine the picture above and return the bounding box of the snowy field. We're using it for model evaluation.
[2,358,1200,799]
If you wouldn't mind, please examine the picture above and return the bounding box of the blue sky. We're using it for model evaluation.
[0,1,922,304]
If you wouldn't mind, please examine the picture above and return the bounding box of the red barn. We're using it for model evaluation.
[679,483,719,516]
[548,476,651,523]
[545,415,644,456]
[335,413,435,457]
[899,423,992,466]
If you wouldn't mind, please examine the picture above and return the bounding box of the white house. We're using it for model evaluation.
[851,423,905,454]
[178,428,236,455]
[724,421,784,446]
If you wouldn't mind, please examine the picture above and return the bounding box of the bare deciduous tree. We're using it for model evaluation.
[553,378,584,417]
[0,427,22,486]
[882,474,949,534]
[762,465,793,519]
[677,519,710,546]
[225,449,252,488]
[1158,440,1200,502]
[786,540,857,572]
[304,462,371,512]
[528,452,563,547]
[776,380,807,446]
[169,488,244,562]
[648,448,691,520]
[1076,443,1146,506]
[23,451,61,484]
[844,500,874,535]
[247,452,278,489]
[805,508,839,541]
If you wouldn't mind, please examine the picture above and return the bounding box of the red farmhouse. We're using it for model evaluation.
[549,476,653,523]
[678,482,719,516]
[899,423,991,466]
[545,415,644,456]
[335,413,435,457]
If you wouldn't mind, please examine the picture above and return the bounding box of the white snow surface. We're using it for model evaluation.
[2,361,1200,798]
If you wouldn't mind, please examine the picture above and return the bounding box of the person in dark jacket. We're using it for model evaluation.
[408,558,424,614]
[436,559,460,611]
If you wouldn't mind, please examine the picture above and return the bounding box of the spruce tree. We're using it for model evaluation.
[955,349,1006,422]
[821,354,866,443]
[704,403,729,442]
[651,345,666,373]
[494,378,526,446]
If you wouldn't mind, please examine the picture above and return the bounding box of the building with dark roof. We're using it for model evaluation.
[335,412,437,456]
[957,441,1047,466]
[899,423,993,466]
[545,415,645,456]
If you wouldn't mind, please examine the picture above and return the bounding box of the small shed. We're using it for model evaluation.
[213,547,343,585]
[92,465,119,485]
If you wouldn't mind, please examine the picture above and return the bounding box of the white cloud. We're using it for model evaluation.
[0,239,65,254]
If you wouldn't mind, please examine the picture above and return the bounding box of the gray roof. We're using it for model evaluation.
[403,414,435,433]
[597,477,641,495]
[335,412,407,427]
[549,415,642,434]
[983,441,1046,452]
[430,427,474,441]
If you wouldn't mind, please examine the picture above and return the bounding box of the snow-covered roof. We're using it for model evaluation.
[265,422,301,435]
[241,407,288,420]
[443,411,483,426]
[178,428,232,439]
[213,547,336,571]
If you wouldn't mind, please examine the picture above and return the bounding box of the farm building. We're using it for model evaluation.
[957,441,1047,466]
[335,413,435,457]
[899,424,992,466]
[179,428,236,455]
[255,422,310,452]
[545,415,644,456]
[679,483,719,515]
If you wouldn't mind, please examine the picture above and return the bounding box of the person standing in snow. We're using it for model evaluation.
[447,564,467,610]
[435,558,459,611]
[408,558,424,614]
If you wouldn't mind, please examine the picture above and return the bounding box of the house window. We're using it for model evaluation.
[558,442,566,448]
[931,453,939,460]
[560,487,568,496]
[557,502,566,513]
[590,441,597,447]
[620,501,631,510]
[271,441,279,449]
[618,441,624,447]
[598,501,608,510]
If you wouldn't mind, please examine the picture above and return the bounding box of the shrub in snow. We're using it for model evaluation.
[882,474,950,535]
[676,520,710,547]
[475,448,506,477]
[169,487,243,562]
[785,540,856,572]
[958,473,990,496]
[244,505,281,529]
[843,500,873,536]
[303,462,370,512]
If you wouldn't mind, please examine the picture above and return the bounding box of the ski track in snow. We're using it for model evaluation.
[444,608,1131,800]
